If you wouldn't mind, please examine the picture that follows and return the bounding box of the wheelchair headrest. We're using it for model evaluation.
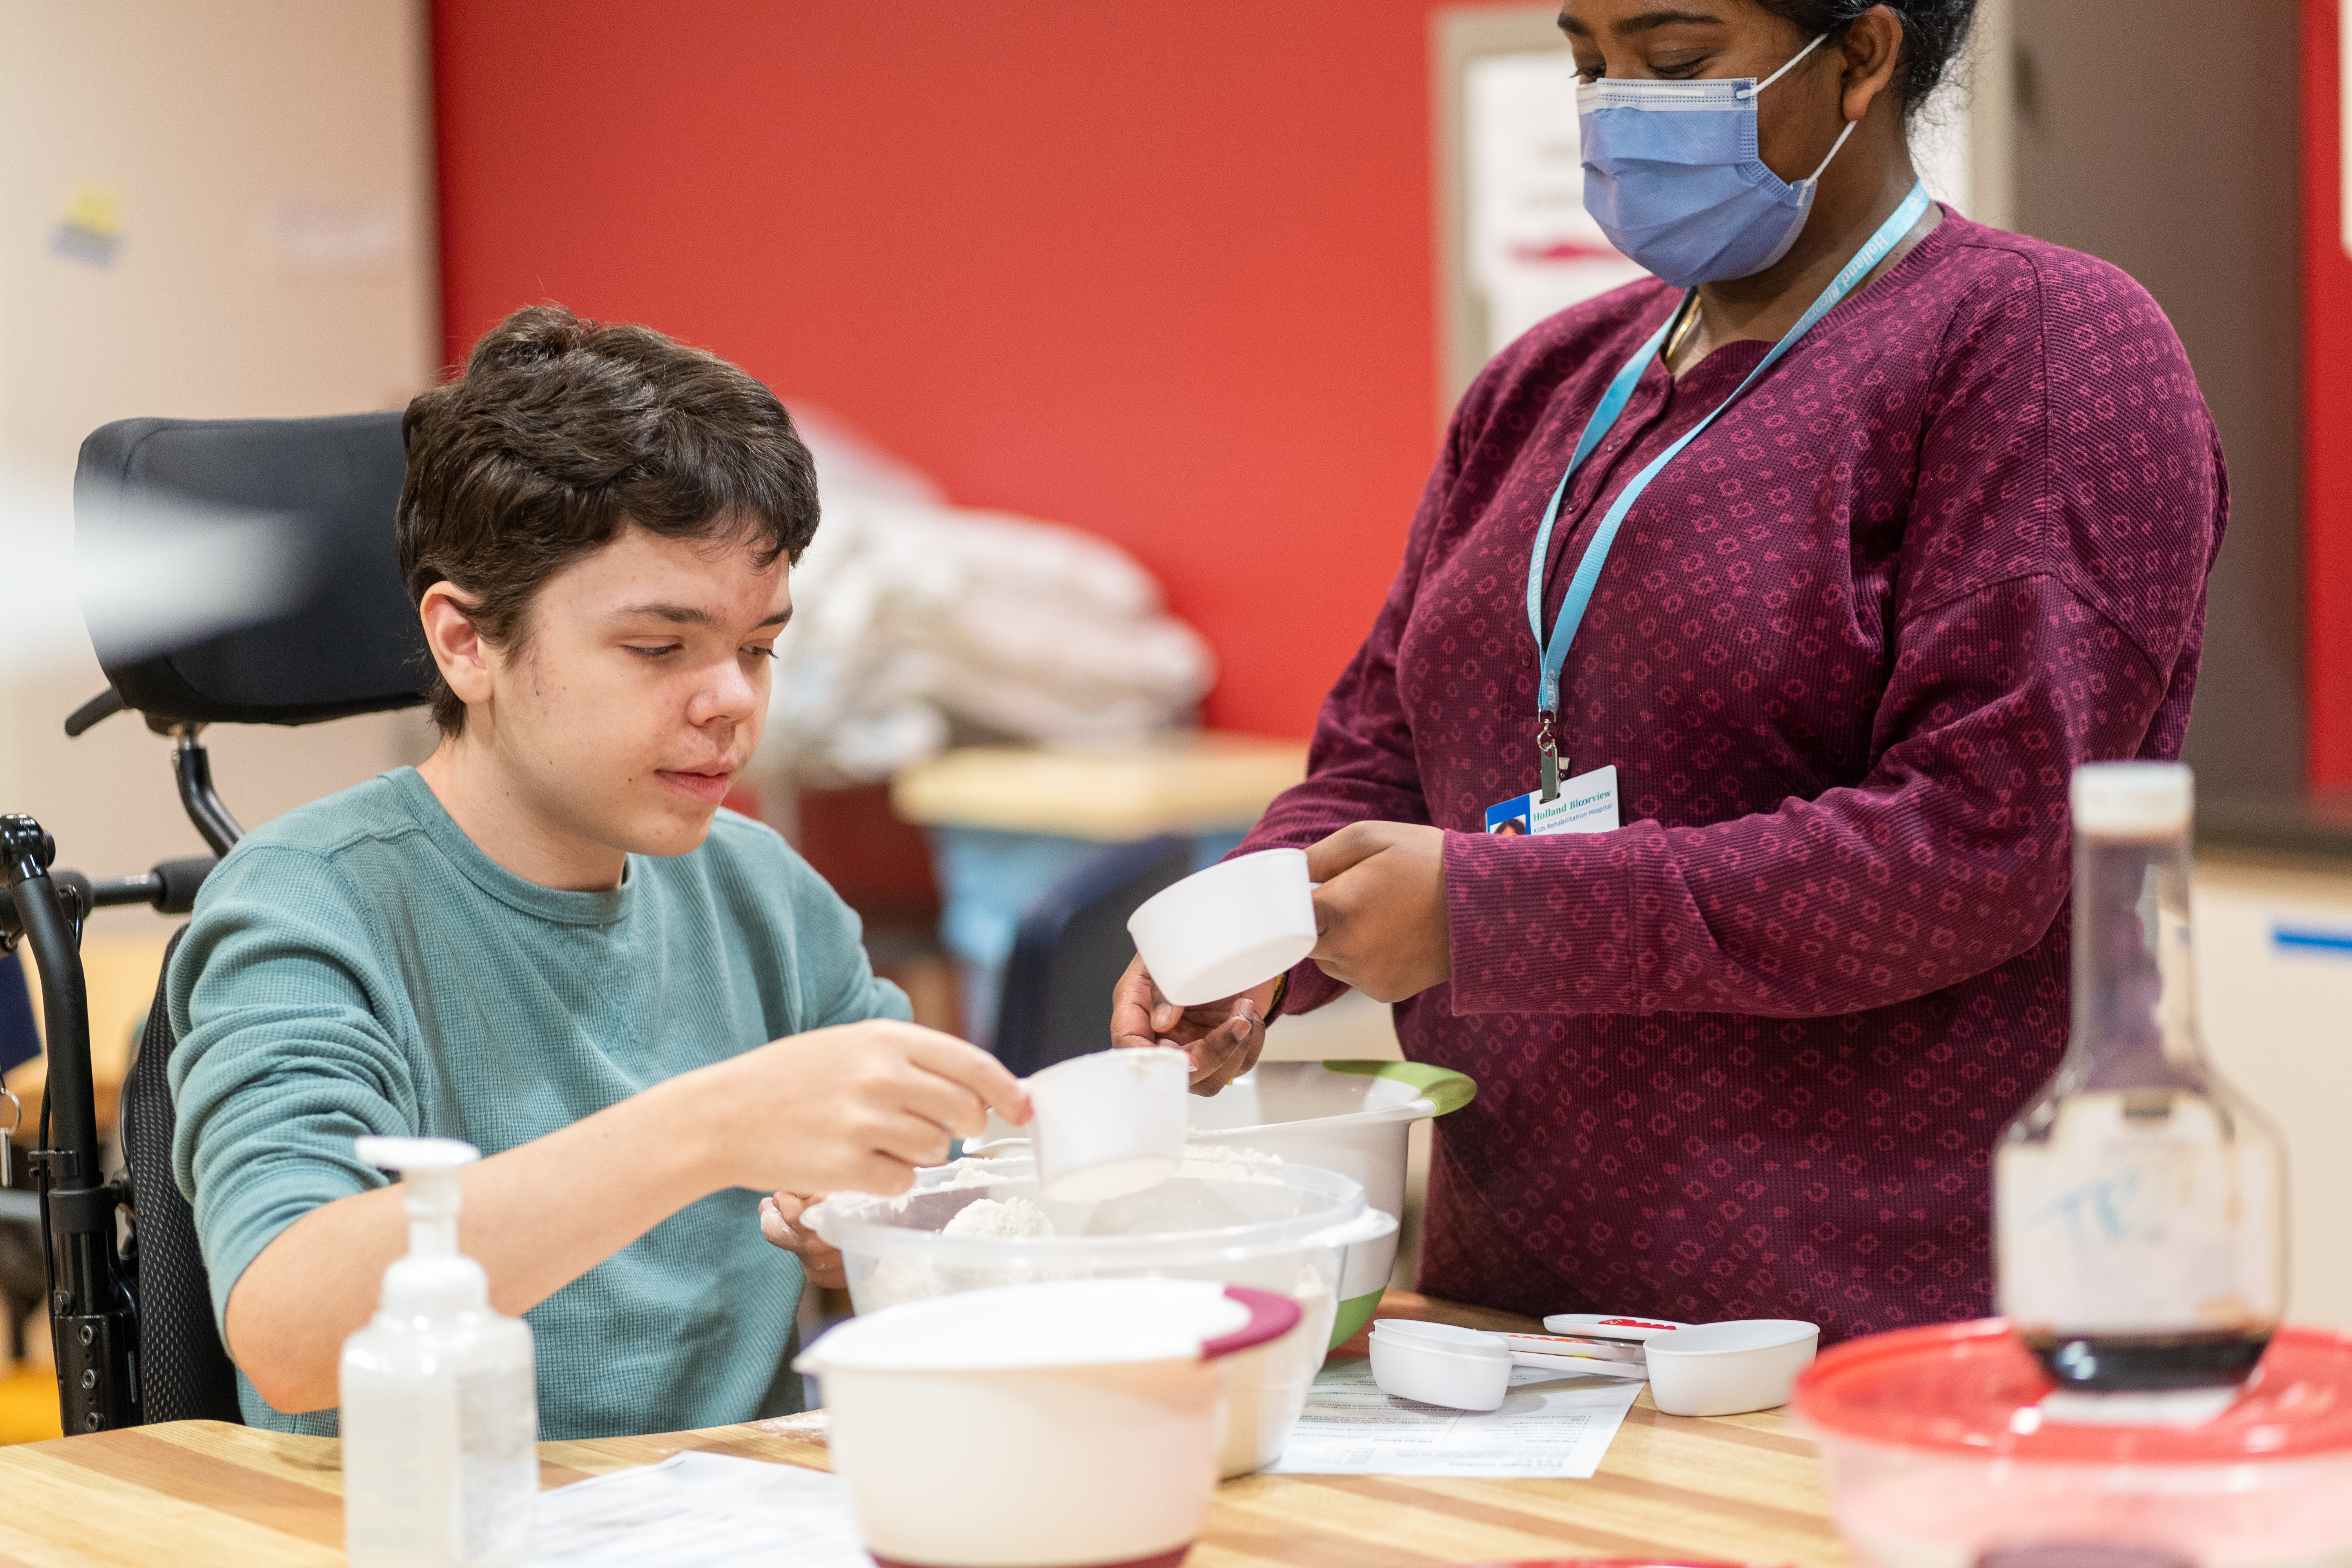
[75,414,428,727]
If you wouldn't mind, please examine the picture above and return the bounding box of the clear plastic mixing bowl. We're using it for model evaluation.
[809,1157,1394,1477]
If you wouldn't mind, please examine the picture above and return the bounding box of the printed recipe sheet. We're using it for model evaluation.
[1265,1359,1644,1479]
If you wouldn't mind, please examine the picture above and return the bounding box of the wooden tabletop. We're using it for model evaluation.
[0,1292,1844,1568]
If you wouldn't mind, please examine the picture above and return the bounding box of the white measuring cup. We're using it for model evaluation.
[1641,1318,1817,1416]
[1368,1318,1646,1412]
[1126,848,1319,1007]
[1024,1046,1191,1201]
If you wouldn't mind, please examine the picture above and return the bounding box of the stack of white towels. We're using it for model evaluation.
[755,409,1214,782]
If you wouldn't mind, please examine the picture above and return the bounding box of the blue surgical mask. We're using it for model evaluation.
[1578,34,1859,288]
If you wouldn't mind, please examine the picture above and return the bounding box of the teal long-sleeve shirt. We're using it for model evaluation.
[167,766,910,1438]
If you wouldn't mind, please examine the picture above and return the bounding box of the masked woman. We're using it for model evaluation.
[1112,0,2225,1340]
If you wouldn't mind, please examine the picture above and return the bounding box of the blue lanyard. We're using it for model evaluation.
[1524,179,1932,798]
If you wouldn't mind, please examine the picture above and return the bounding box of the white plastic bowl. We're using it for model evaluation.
[797,1278,1299,1568]
[810,1156,1394,1477]
[1186,1060,1475,1345]
[1125,848,1318,1006]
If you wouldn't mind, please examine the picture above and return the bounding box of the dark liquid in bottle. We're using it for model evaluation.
[2020,1327,2273,1391]
[1978,1546,2194,1568]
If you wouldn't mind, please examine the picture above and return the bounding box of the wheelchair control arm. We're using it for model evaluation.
[0,815,139,1432]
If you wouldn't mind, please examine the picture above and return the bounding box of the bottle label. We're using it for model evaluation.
[1997,1091,2280,1335]
[456,1364,538,1562]
[342,1377,453,1559]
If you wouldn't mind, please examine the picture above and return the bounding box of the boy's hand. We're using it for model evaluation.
[1109,954,1276,1094]
[760,1191,846,1289]
[685,1019,1030,1198]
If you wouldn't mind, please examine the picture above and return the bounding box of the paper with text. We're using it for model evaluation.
[1264,1358,1643,1478]
[528,1451,871,1568]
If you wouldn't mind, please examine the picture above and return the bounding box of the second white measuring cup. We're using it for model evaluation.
[1126,848,1318,1007]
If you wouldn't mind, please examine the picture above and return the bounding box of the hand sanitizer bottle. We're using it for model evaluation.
[1996,762,2287,1398]
[341,1136,537,1567]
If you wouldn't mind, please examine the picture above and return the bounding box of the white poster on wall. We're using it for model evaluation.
[1463,49,1648,356]
[1461,44,1976,358]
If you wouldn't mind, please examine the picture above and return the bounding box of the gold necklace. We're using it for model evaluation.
[1662,293,1702,370]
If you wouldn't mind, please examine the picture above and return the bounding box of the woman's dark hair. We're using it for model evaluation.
[1754,0,1976,113]
[398,304,819,735]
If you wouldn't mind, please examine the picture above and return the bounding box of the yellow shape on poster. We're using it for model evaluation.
[61,183,123,239]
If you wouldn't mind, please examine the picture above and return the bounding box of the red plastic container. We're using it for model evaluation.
[1450,1561,1745,1568]
[1793,1319,2352,1568]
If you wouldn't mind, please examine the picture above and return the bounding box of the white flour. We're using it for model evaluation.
[927,1145,1286,1191]
[940,1196,1054,1240]
[1173,1143,1285,1185]
[860,1256,948,1309]
[847,1153,1343,1481]
[861,1193,1061,1308]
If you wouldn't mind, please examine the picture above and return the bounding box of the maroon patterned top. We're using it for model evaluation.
[1240,212,2226,1340]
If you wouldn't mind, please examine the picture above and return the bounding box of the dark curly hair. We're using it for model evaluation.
[1755,0,1976,113]
[398,305,819,736]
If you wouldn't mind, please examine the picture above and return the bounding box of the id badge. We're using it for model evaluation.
[1483,764,1620,836]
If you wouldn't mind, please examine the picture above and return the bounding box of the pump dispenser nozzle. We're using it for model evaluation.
[356,1135,489,1318]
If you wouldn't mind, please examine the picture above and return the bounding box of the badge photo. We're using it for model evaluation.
[1485,765,1621,838]
[1484,797,1534,835]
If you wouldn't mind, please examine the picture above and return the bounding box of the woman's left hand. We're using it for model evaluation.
[1306,822,1451,1003]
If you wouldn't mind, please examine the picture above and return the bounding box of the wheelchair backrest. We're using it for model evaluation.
[122,927,241,1423]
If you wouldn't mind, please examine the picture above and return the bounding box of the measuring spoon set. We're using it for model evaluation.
[1368,1312,1818,1417]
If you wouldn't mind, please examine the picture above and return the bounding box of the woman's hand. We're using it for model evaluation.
[760,1191,846,1289]
[1306,822,1451,1003]
[1110,955,1278,1094]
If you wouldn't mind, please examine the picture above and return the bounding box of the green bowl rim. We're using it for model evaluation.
[1319,1059,1476,1116]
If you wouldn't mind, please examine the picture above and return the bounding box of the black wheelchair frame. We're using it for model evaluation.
[0,725,234,1432]
[0,409,426,1433]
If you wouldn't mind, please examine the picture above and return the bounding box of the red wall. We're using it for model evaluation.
[2306,0,2352,787]
[430,1,1458,739]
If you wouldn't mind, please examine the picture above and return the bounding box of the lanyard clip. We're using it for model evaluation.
[1536,709,1563,803]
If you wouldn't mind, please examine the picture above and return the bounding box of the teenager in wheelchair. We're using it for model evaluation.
[0,305,1031,1439]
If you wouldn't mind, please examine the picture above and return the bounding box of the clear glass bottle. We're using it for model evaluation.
[1995,762,2286,1392]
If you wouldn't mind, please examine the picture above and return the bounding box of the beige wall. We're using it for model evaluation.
[2194,857,2352,1332]
[0,0,440,928]
[2012,0,2305,794]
